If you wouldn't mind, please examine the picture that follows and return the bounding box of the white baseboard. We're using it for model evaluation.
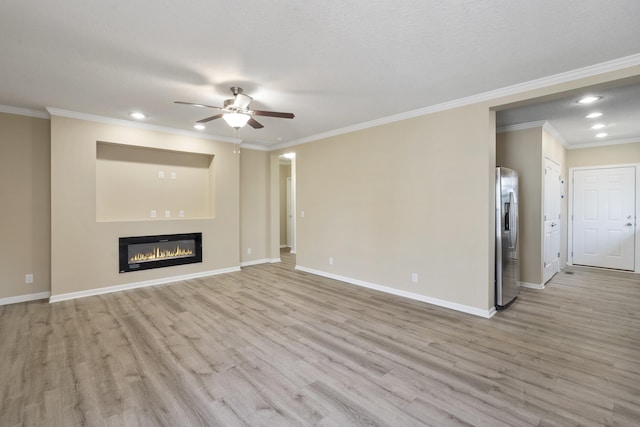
[294,265,495,318]
[279,244,289,248]
[49,267,241,303]
[240,258,270,267]
[0,291,51,306]
[269,258,282,263]
[520,281,545,290]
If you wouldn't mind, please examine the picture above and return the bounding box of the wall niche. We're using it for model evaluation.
[96,142,214,222]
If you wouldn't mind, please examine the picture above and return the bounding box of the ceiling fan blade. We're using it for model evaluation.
[252,110,295,119]
[247,118,264,129]
[197,113,224,123]
[174,101,223,110]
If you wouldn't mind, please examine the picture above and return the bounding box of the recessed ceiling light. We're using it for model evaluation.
[129,112,146,119]
[577,96,601,104]
[586,112,602,119]
[591,123,606,130]
[194,124,205,130]
[595,132,608,138]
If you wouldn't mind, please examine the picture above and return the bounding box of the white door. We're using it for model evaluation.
[543,159,562,283]
[572,167,636,270]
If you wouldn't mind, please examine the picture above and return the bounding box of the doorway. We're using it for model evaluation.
[570,165,636,271]
[279,153,296,254]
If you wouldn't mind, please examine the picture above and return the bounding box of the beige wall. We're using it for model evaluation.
[0,113,51,300]
[296,104,494,312]
[496,125,568,286]
[96,143,214,221]
[567,141,640,168]
[288,66,640,314]
[2,61,638,312]
[279,163,291,246]
[240,149,270,263]
[496,127,544,285]
[50,116,240,297]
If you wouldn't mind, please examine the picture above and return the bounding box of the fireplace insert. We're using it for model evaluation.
[119,233,202,273]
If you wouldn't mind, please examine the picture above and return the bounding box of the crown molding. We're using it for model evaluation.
[273,53,640,150]
[46,107,238,143]
[497,120,569,148]
[496,120,548,133]
[497,120,640,149]
[239,142,270,151]
[567,137,640,150]
[541,121,568,148]
[0,104,50,119]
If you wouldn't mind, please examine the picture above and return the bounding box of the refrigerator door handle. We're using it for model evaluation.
[504,202,510,231]
[508,191,517,250]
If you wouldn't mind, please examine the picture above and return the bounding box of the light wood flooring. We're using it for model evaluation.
[1,253,639,426]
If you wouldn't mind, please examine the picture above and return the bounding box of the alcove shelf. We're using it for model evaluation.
[96,142,214,222]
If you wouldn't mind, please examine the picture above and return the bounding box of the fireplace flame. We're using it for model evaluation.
[129,245,194,263]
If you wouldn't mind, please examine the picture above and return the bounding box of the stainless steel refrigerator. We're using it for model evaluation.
[496,167,519,310]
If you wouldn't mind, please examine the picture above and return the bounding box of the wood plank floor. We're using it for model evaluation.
[1,253,639,426]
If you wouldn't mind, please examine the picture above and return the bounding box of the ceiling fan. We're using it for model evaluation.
[175,87,295,129]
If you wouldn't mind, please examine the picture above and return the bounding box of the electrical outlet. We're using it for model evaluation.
[150,210,157,218]
[329,257,333,265]
[158,171,165,179]
[247,248,252,255]
[165,210,171,218]
[171,172,176,180]
[25,274,33,284]
[411,273,418,283]
[179,210,185,218]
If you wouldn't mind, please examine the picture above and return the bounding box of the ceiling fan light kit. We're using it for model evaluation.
[223,112,251,128]
[175,87,295,130]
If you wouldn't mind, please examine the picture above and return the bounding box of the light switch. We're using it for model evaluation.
[158,171,165,179]
[171,172,177,179]
[300,210,305,218]
[150,210,157,218]
[179,210,185,218]
[165,210,171,218]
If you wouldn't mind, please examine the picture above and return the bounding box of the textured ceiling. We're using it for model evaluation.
[1,1,640,148]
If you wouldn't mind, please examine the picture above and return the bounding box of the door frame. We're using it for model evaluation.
[543,158,562,283]
[568,163,640,273]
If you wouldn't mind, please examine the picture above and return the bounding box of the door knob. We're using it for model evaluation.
[626,222,633,226]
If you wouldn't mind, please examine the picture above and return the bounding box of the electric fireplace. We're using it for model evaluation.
[119,233,202,273]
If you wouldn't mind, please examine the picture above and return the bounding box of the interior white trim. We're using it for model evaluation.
[497,121,568,148]
[240,143,271,151]
[0,104,50,119]
[542,121,568,148]
[8,54,638,153]
[0,291,51,306]
[520,281,545,290]
[568,163,639,273]
[295,265,496,318]
[269,258,282,263]
[49,267,241,303]
[496,120,547,133]
[46,107,239,144]
[272,53,640,150]
[567,137,640,150]
[240,258,270,267]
